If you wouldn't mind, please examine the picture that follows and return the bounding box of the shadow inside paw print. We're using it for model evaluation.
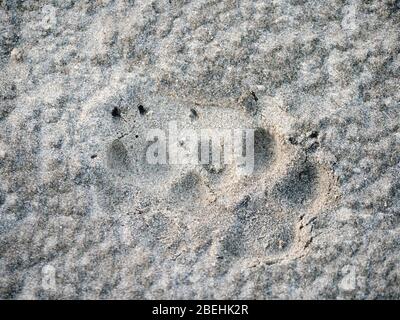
[170,171,202,202]
[273,163,318,208]
[106,139,130,170]
[254,127,275,172]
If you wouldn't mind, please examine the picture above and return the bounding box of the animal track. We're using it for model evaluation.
[273,162,318,208]
[253,127,275,172]
[106,139,130,171]
[170,171,202,202]
[79,84,338,267]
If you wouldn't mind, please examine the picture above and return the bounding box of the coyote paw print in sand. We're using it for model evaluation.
[77,86,339,266]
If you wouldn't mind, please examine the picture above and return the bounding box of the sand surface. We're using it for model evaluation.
[0,0,399,299]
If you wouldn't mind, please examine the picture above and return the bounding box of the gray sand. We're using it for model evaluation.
[0,0,399,299]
